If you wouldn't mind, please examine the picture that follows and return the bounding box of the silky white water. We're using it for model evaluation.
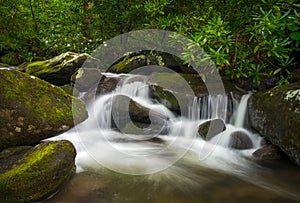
[47,74,300,202]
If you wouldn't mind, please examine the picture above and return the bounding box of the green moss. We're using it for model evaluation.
[0,70,88,149]
[0,141,76,202]
[26,60,52,75]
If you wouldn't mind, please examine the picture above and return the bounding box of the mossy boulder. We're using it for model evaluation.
[0,70,88,150]
[198,119,226,140]
[107,50,197,74]
[248,83,300,166]
[24,52,90,86]
[0,140,76,203]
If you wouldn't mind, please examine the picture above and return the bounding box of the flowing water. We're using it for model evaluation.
[46,73,300,203]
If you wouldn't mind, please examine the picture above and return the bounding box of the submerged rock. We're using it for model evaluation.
[248,83,300,166]
[0,140,76,203]
[0,70,88,150]
[228,131,253,150]
[198,119,226,140]
[24,52,90,86]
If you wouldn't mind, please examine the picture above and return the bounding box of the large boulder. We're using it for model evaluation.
[248,83,300,166]
[198,119,226,140]
[0,70,88,150]
[0,140,76,202]
[24,52,90,86]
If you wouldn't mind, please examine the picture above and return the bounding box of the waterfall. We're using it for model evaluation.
[50,74,261,174]
[188,93,239,123]
[234,94,251,128]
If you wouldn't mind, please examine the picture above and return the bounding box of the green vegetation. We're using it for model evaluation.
[0,141,76,202]
[1,0,299,85]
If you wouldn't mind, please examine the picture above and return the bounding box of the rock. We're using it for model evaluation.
[149,72,244,117]
[198,119,226,140]
[107,50,196,74]
[0,70,88,150]
[96,75,121,95]
[248,83,300,166]
[0,140,76,203]
[71,68,102,92]
[60,84,79,97]
[228,131,253,149]
[24,52,90,86]
[111,95,169,135]
[252,145,282,160]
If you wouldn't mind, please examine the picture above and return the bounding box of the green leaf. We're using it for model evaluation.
[290,32,300,40]
[273,68,282,75]
[288,25,299,32]
[254,45,260,53]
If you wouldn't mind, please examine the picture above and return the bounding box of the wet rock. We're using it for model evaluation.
[0,70,88,150]
[252,145,282,160]
[229,131,253,149]
[111,95,169,135]
[248,83,300,166]
[71,68,102,92]
[24,52,90,86]
[0,140,76,203]
[198,119,226,140]
[149,72,244,117]
[96,76,121,95]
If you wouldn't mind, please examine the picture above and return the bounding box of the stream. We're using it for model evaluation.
[45,73,300,203]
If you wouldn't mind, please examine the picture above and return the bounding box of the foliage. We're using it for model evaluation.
[0,0,299,86]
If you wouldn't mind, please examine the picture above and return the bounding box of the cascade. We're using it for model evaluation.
[47,73,300,202]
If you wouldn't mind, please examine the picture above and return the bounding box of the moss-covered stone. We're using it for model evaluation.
[107,50,197,74]
[0,70,88,150]
[0,140,76,203]
[25,52,90,86]
[248,83,300,166]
